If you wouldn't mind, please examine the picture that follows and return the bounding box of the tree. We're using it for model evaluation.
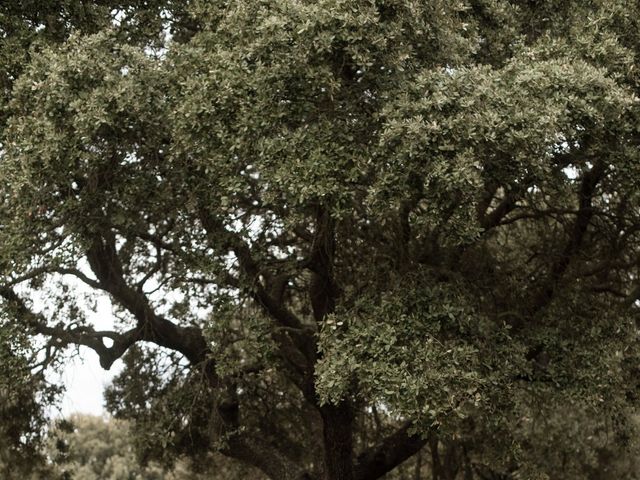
[44,414,260,480]
[2,1,640,479]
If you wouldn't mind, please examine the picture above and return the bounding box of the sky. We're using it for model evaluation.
[58,347,120,416]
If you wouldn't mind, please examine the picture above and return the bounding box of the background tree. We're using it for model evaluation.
[44,414,261,480]
[2,1,640,479]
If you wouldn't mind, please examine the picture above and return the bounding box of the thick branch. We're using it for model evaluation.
[196,208,318,380]
[86,232,209,364]
[536,160,607,307]
[233,241,305,330]
[354,422,428,480]
[480,191,518,231]
[197,208,306,329]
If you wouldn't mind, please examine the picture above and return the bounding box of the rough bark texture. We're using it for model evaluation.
[321,402,355,480]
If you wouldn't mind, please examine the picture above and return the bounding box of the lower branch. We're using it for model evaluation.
[354,422,428,480]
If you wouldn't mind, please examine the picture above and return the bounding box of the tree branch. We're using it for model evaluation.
[536,160,607,308]
[85,231,209,364]
[0,286,140,369]
[354,422,428,480]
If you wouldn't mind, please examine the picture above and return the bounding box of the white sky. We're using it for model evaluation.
[59,347,120,416]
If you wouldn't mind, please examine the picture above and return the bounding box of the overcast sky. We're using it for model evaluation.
[58,348,120,416]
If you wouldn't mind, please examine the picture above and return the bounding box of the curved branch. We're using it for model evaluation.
[85,231,209,364]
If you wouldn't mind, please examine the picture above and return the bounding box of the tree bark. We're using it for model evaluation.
[321,402,355,480]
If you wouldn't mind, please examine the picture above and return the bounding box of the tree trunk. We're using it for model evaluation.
[321,401,355,480]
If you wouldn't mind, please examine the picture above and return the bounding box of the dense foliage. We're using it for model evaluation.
[2,1,640,479]
[0,322,60,479]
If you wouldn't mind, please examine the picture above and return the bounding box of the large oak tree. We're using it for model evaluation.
[2,1,640,479]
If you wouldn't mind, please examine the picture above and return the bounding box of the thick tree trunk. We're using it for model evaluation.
[321,401,355,480]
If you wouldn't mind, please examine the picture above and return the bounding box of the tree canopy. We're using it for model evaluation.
[2,1,640,479]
